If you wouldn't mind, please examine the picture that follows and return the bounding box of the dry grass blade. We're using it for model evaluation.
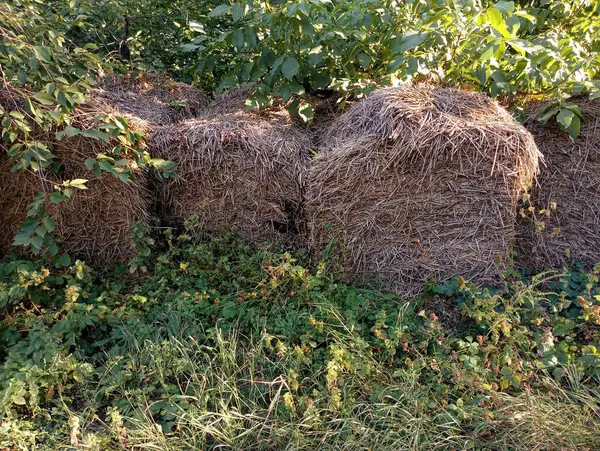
[307,85,541,296]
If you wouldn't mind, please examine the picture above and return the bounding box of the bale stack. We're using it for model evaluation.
[0,96,151,264]
[94,72,209,125]
[307,85,541,296]
[149,110,310,247]
[516,98,600,269]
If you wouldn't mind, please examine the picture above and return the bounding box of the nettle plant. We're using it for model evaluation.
[191,0,600,132]
[0,1,163,256]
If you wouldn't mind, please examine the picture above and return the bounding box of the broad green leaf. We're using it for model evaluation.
[298,102,315,122]
[31,235,44,251]
[33,92,55,105]
[308,47,324,66]
[281,57,300,80]
[494,1,515,15]
[232,5,244,22]
[386,56,404,74]
[209,4,231,17]
[83,129,111,143]
[507,39,538,55]
[57,254,72,267]
[42,216,55,233]
[487,7,513,38]
[556,108,575,129]
[33,46,52,63]
[232,29,244,49]
[50,192,67,203]
[65,125,80,137]
[357,52,371,69]
[567,115,581,139]
[181,43,200,52]
[395,32,429,54]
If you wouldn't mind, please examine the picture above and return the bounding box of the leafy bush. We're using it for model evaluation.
[192,0,600,127]
[1,228,599,449]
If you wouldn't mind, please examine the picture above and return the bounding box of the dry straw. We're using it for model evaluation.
[307,85,541,296]
[0,93,151,264]
[516,98,600,269]
[149,103,310,246]
[94,72,209,125]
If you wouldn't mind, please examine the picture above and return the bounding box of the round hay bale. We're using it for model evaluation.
[149,112,310,246]
[307,85,541,296]
[94,72,209,125]
[0,99,151,264]
[516,98,600,269]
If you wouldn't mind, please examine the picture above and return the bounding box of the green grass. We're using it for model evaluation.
[1,228,600,450]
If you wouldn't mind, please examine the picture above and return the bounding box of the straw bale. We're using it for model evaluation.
[516,98,600,269]
[307,85,541,296]
[0,97,151,263]
[94,72,208,125]
[149,111,310,246]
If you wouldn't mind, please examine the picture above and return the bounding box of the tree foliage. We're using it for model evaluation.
[191,0,600,127]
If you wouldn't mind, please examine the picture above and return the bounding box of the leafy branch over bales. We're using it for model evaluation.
[0,1,175,256]
[191,0,600,131]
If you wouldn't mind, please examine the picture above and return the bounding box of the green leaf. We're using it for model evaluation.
[507,39,538,55]
[282,57,300,80]
[65,125,80,137]
[31,235,44,251]
[232,29,244,49]
[357,52,371,69]
[33,92,55,105]
[33,46,52,63]
[209,4,231,17]
[494,1,514,15]
[556,108,575,129]
[13,395,27,406]
[83,129,111,143]
[394,32,428,54]
[57,254,72,267]
[308,47,324,66]
[386,56,404,74]
[182,43,199,52]
[50,192,66,203]
[567,115,581,139]
[556,108,581,139]
[232,5,244,22]
[487,8,513,38]
[42,216,55,233]
[298,102,315,122]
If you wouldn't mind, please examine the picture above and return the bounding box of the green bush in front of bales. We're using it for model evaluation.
[1,224,600,450]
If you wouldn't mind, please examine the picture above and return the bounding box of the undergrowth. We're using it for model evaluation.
[1,225,600,450]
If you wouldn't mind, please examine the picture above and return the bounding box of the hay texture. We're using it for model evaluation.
[307,85,541,296]
[0,97,151,264]
[516,98,600,269]
[149,112,310,246]
[94,72,208,125]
